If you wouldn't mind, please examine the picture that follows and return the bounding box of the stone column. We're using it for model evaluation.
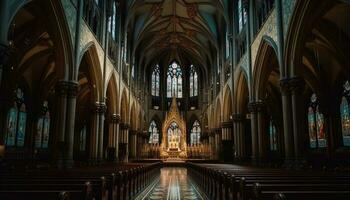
[129,130,137,159]
[119,123,129,162]
[280,78,295,167]
[90,104,100,162]
[289,77,305,167]
[97,103,106,162]
[233,113,246,159]
[256,101,268,164]
[209,133,215,159]
[248,102,259,164]
[214,128,222,160]
[221,121,233,162]
[108,113,119,161]
[63,81,78,168]
[54,81,68,167]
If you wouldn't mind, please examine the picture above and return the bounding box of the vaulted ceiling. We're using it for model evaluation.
[126,0,229,78]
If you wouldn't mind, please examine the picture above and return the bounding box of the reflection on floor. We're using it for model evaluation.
[140,167,205,200]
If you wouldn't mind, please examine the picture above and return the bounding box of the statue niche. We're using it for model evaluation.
[160,97,187,159]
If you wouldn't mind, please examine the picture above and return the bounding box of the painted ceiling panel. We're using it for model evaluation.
[127,0,228,73]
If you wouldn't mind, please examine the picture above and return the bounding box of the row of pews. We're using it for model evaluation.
[187,162,350,200]
[0,162,161,200]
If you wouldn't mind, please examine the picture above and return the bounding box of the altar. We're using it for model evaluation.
[160,97,187,159]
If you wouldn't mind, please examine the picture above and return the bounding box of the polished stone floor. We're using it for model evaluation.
[139,167,205,200]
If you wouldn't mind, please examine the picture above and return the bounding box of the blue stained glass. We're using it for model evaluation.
[341,83,350,146]
[80,126,87,151]
[167,62,182,98]
[151,65,160,97]
[6,107,18,146]
[42,116,50,148]
[149,121,159,144]
[190,121,201,145]
[35,118,43,148]
[17,111,27,147]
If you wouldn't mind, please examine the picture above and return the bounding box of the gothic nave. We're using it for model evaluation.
[1,0,350,199]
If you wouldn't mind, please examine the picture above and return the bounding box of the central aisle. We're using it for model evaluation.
[139,167,205,200]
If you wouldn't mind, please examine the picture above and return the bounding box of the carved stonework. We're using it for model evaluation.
[110,113,121,124]
[55,81,78,97]
[187,4,197,19]
[160,96,187,158]
[94,102,107,114]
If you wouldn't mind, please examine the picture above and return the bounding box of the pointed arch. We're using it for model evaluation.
[223,86,233,121]
[252,38,280,101]
[235,68,250,114]
[120,89,129,124]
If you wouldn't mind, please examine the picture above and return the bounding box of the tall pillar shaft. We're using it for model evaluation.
[63,81,78,168]
[249,103,259,164]
[290,77,305,165]
[280,79,295,166]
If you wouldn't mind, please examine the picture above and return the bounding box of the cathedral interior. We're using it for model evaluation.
[1,0,350,199]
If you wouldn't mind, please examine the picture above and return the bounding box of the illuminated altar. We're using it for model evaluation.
[160,97,187,159]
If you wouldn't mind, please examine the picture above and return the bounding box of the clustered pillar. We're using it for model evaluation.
[54,81,78,168]
[129,130,137,159]
[221,121,233,162]
[108,113,120,161]
[119,123,129,162]
[233,113,246,160]
[248,101,268,165]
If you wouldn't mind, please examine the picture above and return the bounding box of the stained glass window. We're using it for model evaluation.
[151,65,160,96]
[79,125,87,151]
[237,0,247,32]
[35,101,50,148]
[167,61,183,98]
[190,65,198,97]
[190,120,201,145]
[168,122,181,149]
[341,81,350,146]
[269,118,277,151]
[149,120,159,144]
[308,94,327,148]
[5,88,27,147]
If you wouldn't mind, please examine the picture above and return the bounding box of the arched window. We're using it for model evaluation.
[167,61,183,98]
[308,94,327,148]
[341,81,350,146]
[35,101,50,149]
[79,125,87,151]
[5,88,27,147]
[189,65,198,97]
[237,0,247,32]
[269,118,277,151]
[190,120,201,145]
[151,65,160,96]
[108,2,117,40]
[148,120,159,144]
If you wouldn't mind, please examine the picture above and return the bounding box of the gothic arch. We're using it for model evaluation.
[252,39,280,101]
[223,86,233,122]
[234,68,249,114]
[120,89,129,124]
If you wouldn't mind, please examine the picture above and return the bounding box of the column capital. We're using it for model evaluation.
[55,81,78,97]
[120,123,130,130]
[280,78,291,95]
[289,77,305,95]
[221,121,233,128]
[232,113,246,122]
[248,101,265,113]
[110,113,121,124]
[94,102,107,114]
